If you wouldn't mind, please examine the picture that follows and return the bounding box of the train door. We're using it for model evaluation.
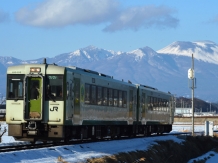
[133,89,137,122]
[137,90,143,122]
[66,72,74,122]
[141,92,146,118]
[129,89,133,122]
[73,75,81,124]
[24,76,43,120]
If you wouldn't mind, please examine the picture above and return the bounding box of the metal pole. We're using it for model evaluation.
[192,54,194,136]
[210,102,211,113]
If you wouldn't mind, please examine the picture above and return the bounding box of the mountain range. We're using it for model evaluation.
[1,41,218,102]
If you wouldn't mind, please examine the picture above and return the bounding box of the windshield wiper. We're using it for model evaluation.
[14,97,19,102]
[48,94,56,102]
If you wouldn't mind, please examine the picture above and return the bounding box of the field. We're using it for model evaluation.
[1,122,218,162]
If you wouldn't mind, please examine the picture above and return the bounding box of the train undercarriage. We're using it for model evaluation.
[9,122,172,143]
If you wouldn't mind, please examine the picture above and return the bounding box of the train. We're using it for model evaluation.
[6,59,175,142]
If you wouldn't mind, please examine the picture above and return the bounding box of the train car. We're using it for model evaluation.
[136,85,174,135]
[6,59,174,142]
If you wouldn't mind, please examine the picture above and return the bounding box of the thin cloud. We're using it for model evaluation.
[15,0,119,27]
[211,15,218,24]
[0,10,10,23]
[204,15,218,25]
[103,5,179,32]
[15,0,179,31]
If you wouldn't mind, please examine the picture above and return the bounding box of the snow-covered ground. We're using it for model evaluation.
[0,122,218,163]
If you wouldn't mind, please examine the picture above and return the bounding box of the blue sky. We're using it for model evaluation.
[0,0,218,60]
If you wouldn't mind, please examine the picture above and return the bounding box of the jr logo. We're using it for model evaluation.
[50,107,58,111]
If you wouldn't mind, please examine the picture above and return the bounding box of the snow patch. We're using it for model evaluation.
[70,50,81,56]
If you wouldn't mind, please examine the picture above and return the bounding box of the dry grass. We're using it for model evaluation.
[87,152,147,163]
[57,156,68,163]
[86,136,218,163]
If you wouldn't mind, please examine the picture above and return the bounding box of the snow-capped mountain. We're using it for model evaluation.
[157,41,218,65]
[1,41,218,102]
[51,45,119,65]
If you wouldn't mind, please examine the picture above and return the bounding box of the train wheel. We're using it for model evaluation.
[30,139,36,144]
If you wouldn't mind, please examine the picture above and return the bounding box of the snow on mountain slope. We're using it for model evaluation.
[157,41,218,65]
[126,46,157,61]
[48,45,119,66]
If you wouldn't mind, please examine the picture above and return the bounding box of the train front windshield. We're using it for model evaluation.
[7,75,24,100]
[46,75,63,101]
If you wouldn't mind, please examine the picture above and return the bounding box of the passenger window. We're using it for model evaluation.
[129,90,133,116]
[153,97,157,111]
[113,90,118,107]
[85,84,90,104]
[119,90,122,107]
[158,98,161,110]
[160,99,163,111]
[91,85,96,104]
[108,88,113,106]
[97,86,102,105]
[141,93,145,113]
[74,78,80,114]
[103,87,108,106]
[123,91,127,108]
[148,96,153,110]
[166,101,169,112]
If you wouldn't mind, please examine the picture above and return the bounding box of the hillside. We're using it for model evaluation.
[176,97,218,112]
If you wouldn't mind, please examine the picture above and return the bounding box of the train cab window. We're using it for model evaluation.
[91,85,96,105]
[103,87,108,106]
[123,91,127,108]
[7,75,24,100]
[108,88,113,106]
[85,84,90,104]
[97,86,102,105]
[46,75,63,101]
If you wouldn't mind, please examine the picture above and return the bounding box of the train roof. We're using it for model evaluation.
[137,84,172,96]
[6,60,172,94]
[67,66,112,78]
[7,62,136,88]
[66,66,136,87]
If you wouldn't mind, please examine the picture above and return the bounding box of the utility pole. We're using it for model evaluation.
[210,102,211,113]
[188,54,196,136]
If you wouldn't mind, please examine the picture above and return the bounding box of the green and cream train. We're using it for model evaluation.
[6,59,175,142]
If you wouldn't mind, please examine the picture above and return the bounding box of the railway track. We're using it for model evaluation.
[0,138,108,153]
[0,132,196,153]
[0,142,55,153]
[0,140,90,153]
